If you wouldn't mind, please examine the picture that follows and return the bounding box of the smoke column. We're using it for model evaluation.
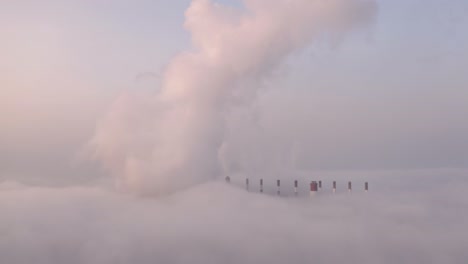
[91,0,377,196]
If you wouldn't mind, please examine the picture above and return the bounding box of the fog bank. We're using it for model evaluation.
[1,171,468,264]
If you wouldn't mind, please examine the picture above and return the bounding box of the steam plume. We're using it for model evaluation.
[91,0,377,195]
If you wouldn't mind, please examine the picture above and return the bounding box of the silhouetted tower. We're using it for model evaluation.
[310,181,318,197]
[277,180,281,196]
[294,180,298,196]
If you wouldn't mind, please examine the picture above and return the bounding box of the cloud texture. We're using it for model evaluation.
[3,1,468,263]
[91,0,377,195]
[1,172,468,264]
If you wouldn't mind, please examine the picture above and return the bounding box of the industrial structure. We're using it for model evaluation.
[225,177,369,197]
[310,181,318,196]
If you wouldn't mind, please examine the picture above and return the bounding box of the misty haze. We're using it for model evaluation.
[1,0,468,263]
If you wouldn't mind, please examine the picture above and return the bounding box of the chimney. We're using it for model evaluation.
[310,181,318,197]
[294,180,298,196]
[277,180,281,196]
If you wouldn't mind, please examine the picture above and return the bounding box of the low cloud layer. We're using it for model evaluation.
[1,171,468,264]
[2,1,468,263]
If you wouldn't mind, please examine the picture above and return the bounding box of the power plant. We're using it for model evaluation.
[226,177,369,197]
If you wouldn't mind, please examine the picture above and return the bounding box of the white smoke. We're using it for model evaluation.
[91,0,377,195]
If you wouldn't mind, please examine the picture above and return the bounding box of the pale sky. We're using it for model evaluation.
[1,0,468,185]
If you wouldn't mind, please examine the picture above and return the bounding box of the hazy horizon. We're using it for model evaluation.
[1,0,468,263]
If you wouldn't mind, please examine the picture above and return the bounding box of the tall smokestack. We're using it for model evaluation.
[260,179,263,193]
[310,181,318,197]
[365,182,369,192]
[333,181,336,193]
[294,180,298,196]
[348,181,352,193]
[246,178,249,192]
[277,180,281,196]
